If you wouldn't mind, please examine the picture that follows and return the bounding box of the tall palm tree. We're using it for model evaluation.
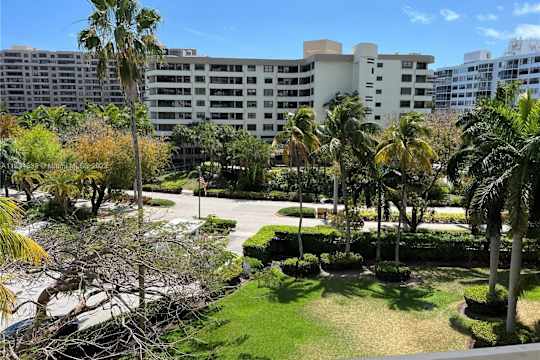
[474,90,540,333]
[273,107,320,258]
[79,0,164,316]
[0,197,47,319]
[319,97,378,253]
[375,113,436,262]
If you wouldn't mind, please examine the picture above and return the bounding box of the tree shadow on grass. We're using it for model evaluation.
[414,266,489,285]
[265,278,323,304]
[369,284,438,311]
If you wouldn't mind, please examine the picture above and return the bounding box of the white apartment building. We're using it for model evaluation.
[434,39,540,111]
[145,40,434,138]
[0,45,125,114]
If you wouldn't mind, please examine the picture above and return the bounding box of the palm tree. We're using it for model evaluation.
[0,140,19,197]
[273,107,320,258]
[171,124,195,169]
[12,168,42,202]
[476,90,540,333]
[0,114,20,139]
[79,0,164,315]
[0,197,47,319]
[41,171,80,216]
[319,97,378,253]
[375,113,436,262]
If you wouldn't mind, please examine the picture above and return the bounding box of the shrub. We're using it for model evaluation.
[146,198,175,207]
[193,188,317,203]
[471,321,537,348]
[374,261,411,282]
[219,255,244,286]
[320,252,363,271]
[243,256,264,272]
[464,285,508,316]
[142,183,183,194]
[281,253,320,277]
[201,215,237,234]
[277,207,316,218]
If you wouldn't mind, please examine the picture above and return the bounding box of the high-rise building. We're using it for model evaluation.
[434,39,540,112]
[145,40,435,138]
[0,45,125,114]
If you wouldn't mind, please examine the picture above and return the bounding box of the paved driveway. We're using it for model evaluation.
[141,191,470,254]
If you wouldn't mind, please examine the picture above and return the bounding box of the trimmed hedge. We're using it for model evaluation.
[201,215,237,234]
[242,226,540,266]
[471,321,537,348]
[464,285,508,316]
[374,261,411,282]
[146,198,175,207]
[142,183,183,194]
[277,207,317,218]
[193,188,317,203]
[281,253,320,277]
[320,252,363,271]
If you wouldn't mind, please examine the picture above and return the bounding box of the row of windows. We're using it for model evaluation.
[399,100,432,108]
[154,122,284,133]
[154,62,316,73]
[150,75,315,85]
[402,74,428,83]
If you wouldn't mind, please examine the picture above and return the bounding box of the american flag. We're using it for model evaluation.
[198,176,208,195]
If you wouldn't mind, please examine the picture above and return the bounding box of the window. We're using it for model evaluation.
[414,101,426,109]
[197,112,206,120]
[195,64,205,71]
[376,76,383,81]
[416,62,427,70]
[247,76,257,84]
[415,88,426,96]
[265,78,273,84]
[263,124,273,131]
[400,100,411,108]
[375,102,381,107]
[195,88,206,95]
[264,89,274,96]
[247,101,257,108]
[248,112,256,119]
[416,75,427,83]
[247,124,257,131]
[376,89,382,94]
[247,89,257,96]
[195,75,205,82]
[401,74,412,82]
[196,100,205,107]
[374,115,381,120]
[264,65,274,72]
[264,113,272,119]
[277,124,284,131]
[264,100,273,108]
[402,61,413,69]
[400,87,412,95]
[247,65,256,71]
[377,63,383,68]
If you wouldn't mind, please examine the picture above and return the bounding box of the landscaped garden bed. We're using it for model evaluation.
[277,206,317,218]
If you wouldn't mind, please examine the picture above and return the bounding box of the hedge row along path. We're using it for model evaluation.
[135,191,486,254]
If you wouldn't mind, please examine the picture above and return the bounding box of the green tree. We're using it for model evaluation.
[274,107,320,258]
[85,102,154,135]
[41,171,80,216]
[0,197,48,318]
[375,113,436,262]
[319,97,378,253]
[0,140,20,197]
[18,105,84,135]
[79,0,164,316]
[231,131,271,191]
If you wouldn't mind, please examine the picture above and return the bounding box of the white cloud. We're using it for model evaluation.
[513,2,540,15]
[402,6,433,24]
[476,13,498,21]
[440,9,460,21]
[477,24,540,40]
[496,5,504,11]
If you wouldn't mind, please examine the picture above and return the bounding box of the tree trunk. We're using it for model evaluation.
[297,165,304,259]
[341,163,351,254]
[396,172,407,263]
[506,233,523,333]
[333,174,338,214]
[376,181,382,262]
[487,206,502,296]
[126,83,146,327]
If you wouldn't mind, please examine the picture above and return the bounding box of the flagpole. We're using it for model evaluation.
[198,166,202,220]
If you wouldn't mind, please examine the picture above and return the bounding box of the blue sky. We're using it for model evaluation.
[1,0,539,67]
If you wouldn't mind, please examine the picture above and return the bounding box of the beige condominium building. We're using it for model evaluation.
[145,40,435,138]
[0,45,125,114]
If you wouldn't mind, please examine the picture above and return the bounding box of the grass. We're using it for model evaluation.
[146,198,175,207]
[144,171,199,193]
[166,266,540,359]
[277,206,317,218]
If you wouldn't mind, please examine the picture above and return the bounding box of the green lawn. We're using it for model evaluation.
[166,267,540,359]
[277,206,317,218]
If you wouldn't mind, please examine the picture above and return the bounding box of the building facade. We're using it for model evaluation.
[145,40,435,138]
[434,40,540,112]
[0,45,125,114]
